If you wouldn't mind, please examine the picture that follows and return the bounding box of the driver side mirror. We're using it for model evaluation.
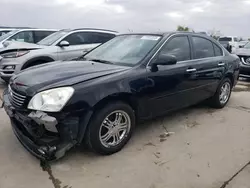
[58,40,70,47]
[239,45,243,48]
[151,54,177,72]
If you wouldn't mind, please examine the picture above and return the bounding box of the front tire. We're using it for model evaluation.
[86,101,135,155]
[210,78,232,108]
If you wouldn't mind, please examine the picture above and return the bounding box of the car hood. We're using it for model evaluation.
[0,41,45,52]
[235,48,250,56]
[10,61,130,95]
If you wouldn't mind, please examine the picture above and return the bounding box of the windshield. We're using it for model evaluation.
[84,35,162,66]
[244,42,250,49]
[37,31,69,46]
[0,30,18,42]
[219,37,232,42]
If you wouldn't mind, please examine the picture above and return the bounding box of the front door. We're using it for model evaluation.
[57,32,100,61]
[146,35,197,116]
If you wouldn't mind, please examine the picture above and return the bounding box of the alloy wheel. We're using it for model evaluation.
[219,82,231,104]
[99,110,131,148]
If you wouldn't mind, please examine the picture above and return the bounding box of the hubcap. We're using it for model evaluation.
[99,110,131,148]
[219,82,231,104]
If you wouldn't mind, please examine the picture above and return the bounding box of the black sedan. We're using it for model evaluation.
[2,32,240,160]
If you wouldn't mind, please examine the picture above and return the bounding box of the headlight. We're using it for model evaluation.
[1,50,29,58]
[28,87,74,112]
[4,65,15,70]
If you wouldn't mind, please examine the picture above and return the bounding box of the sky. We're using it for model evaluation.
[1,0,250,37]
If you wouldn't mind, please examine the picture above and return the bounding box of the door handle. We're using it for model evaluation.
[186,68,197,73]
[218,62,225,66]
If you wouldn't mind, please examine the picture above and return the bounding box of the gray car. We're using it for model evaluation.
[0,28,117,82]
[236,42,250,77]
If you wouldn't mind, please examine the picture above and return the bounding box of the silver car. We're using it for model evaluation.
[0,28,117,82]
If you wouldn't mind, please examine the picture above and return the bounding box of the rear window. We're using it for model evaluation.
[192,36,214,59]
[219,37,232,42]
[213,44,223,56]
[34,31,55,43]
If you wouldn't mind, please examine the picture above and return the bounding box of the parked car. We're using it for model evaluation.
[238,40,249,48]
[0,28,117,82]
[218,36,240,53]
[2,32,240,160]
[236,42,250,77]
[0,29,14,36]
[0,29,57,48]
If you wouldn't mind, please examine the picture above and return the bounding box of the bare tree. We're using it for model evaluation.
[207,29,222,40]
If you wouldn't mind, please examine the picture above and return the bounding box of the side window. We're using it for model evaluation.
[90,33,116,43]
[63,33,85,45]
[9,31,34,43]
[34,31,54,43]
[192,37,214,59]
[159,36,191,62]
[233,37,238,42]
[62,32,116,45]
[213,44,223,56]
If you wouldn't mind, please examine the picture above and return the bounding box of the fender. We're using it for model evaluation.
[22,56,55,70]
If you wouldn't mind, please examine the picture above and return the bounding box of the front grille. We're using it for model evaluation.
[238,55,250,66]
[8,85,27,107]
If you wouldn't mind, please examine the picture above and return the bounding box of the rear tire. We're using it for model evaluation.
[85,101,135,155]
[210,78,232,108]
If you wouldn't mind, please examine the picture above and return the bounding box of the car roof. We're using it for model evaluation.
[58,28,118,34]
[16,28,58,31]
[118,31,211,38]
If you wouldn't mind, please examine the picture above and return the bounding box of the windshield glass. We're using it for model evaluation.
[0,30,18,42]
[84,35,162,66]
[219,37,232,42]
[37,30,69,46]
[244,42,250,49]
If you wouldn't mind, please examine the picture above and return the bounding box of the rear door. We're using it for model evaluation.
[187,35,225,100]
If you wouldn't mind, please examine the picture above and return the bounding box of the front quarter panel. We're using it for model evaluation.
[63,67,151,118]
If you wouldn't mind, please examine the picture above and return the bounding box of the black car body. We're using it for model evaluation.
[2,32,240,161]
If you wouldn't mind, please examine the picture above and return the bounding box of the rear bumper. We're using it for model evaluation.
[2,90,86,161]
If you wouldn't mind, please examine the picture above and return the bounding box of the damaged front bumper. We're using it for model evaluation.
[2,90,86,161]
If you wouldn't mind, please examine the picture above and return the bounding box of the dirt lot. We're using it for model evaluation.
[0,80,250,188]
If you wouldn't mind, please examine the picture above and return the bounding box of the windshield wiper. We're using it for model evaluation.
[72,56,86,61]
[89,59,114,64]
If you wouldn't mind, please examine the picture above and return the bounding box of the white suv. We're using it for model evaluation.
[0,29,57,48]
[218,36,240,53]
[0,28,117,82]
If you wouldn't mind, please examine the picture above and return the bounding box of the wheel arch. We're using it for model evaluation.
[225,72,234,86]
[21,56,55,70]
[92,92,138,115]
[77,92,139,143]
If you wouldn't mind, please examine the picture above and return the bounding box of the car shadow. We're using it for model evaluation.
[52,102,215,165]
